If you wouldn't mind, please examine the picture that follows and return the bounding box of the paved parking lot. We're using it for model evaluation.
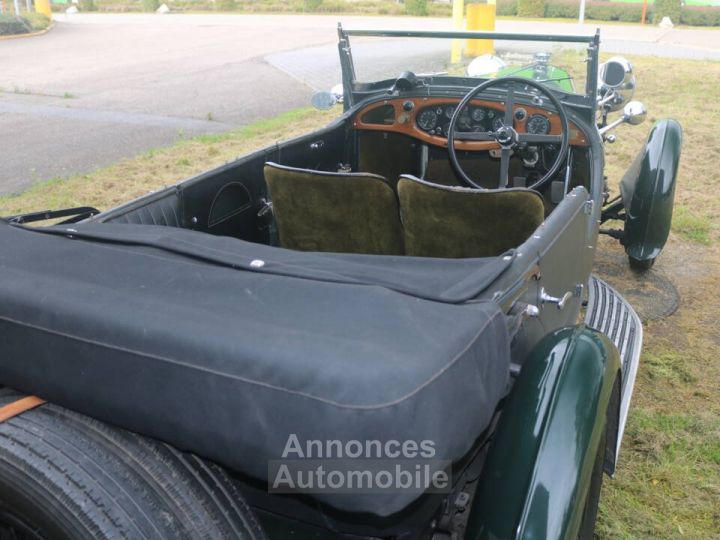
[1,13,718,193]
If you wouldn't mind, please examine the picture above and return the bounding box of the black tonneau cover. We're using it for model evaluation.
[0,222,511,516]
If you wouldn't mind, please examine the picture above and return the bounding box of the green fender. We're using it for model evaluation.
[620,119,683,264]
[466,326,621,540]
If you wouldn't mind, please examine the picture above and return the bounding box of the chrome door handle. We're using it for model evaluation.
[540,287,574,310]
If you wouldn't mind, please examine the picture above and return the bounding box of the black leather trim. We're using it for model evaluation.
[105,191,183,228]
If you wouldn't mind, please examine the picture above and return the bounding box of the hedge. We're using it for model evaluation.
[405,0,428,16]
[517,0,544,17]
[496,0,517,16]
[0,15,30,36]
[681,5,720,26]
[501,0,649,21]
[654,0,681,24]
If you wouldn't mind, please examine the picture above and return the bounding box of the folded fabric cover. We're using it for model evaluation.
[0,222,510,517]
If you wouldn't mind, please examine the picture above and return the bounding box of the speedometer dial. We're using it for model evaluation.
[471,108,485,122]
[527,114,551,135]
[417,110,438,131]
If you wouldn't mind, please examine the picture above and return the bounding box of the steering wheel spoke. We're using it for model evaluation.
[517,133,563,144]
[446,76,570,191]
[453,131,495,142]
[504,82,515,126]
[499,148,511,188]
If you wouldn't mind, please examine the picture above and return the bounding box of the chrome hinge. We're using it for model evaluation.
[584,200,594,215]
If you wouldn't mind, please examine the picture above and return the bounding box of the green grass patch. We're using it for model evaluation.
[598,409,720,538]
[672,206,712,245]
[642,350,697,384]
[0,106,339,217]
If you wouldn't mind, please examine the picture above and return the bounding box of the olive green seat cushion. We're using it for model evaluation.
[397,175,545,258]
[264,162,404,255]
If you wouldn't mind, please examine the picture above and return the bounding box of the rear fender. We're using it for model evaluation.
[466,326,621,540]
[620,119,683,262]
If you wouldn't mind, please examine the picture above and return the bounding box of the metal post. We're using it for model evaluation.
[451,0,464,65]
[579,0,586,26]
[13,0,20,16]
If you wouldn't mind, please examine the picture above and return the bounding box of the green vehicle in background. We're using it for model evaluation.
[0,27,681,539]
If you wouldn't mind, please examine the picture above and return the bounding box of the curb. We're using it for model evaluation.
[0,22,54,42]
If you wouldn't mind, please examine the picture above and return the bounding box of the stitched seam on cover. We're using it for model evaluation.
[0,310,501,411]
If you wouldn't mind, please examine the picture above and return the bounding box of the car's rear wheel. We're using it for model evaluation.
[0,388,265,540]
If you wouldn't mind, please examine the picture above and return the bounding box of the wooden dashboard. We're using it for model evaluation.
[352,97,589,150]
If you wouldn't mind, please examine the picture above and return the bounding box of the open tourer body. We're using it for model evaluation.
[0,27,681,540]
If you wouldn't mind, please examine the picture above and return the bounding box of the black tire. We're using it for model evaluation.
[628,256,656,271]
[0,388,265,540]
[577,425,607,540]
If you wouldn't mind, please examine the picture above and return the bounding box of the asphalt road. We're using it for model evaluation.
[1,13,719,194]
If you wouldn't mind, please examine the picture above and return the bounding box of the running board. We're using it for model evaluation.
[585,274,643,469]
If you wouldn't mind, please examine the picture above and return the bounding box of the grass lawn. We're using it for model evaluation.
[1,55,718,538]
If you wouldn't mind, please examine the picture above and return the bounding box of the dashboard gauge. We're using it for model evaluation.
[527,114,550,135]
[487,109,496,120]
[492,117,505,131]
[417,109,438,131]
[471,108,485,122]
[445,106,456,119]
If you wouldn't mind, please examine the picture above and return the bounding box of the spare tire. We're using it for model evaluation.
[0,388,265,540]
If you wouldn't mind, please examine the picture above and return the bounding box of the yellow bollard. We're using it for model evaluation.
[35,0,52,20]
[450,0,464,65]
[465,3,496,57]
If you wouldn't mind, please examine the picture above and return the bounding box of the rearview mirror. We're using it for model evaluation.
[598,100,647,136]
[310,91,337,111]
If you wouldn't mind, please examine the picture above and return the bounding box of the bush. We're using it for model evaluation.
[542,0,649,22]
[405,0,428,16]
[517,0,544,18]
[544,0,577,18]
[22,12,50,30]
[303,0,323,10]
[0,15,30,36]
[680,6,720,26]
[79,0,98,11]
[654,0,681,24]
[586,1,648,22]
[496,0,517,16]
[142,0,159,11]
[217,0,237,9]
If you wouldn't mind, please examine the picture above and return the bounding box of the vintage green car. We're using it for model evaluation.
[0,27,681,539]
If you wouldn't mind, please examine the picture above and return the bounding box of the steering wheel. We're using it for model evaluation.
[447,76,570,191]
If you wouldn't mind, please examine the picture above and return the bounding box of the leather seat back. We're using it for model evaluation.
[397,175,545,258]
[264,162,404,255]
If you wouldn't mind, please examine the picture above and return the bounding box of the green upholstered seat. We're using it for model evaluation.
[264,162,404,255]
[397,175,545,258]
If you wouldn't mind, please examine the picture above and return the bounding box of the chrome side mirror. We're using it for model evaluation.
[598,56,636,112]
[310,91,337,111]
[599,101,647,136]
[624,101,647,125]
